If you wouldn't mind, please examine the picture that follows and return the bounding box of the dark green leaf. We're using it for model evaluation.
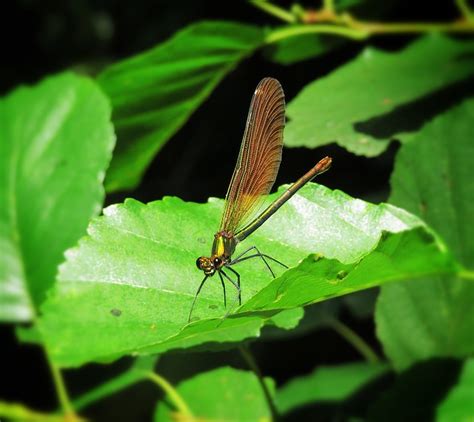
[376,98,474,370]
[367,359,461,422]
[389,100,474,267]
[98,21,264,192]
[437,359,474,422]
[38,182,459,367]
[285,35,474,156]
[74,356,158,411]
[265,34,343,65]
[0,72,115,322]
[154,366,274,421]
[276,362,388,414]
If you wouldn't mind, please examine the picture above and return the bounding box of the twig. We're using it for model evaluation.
[455,0,474,22]
[146,372,193,418]
[250,0,296,23]
[326,318,381,364]
[252,0,474,44]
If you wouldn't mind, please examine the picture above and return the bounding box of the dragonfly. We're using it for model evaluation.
[190,77,332,322]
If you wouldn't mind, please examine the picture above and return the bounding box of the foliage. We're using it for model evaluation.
[154,366,275,421]
[285,35,474,156]
[98,21,264,192]
[376,98,474,370]
[437,358,474,422]
[0,73,115,322]
[37,184,458,367]
[275,362,388,414]
[1,1,474,420]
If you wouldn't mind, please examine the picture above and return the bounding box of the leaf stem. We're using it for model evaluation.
[323,0,335,14]
[0,401,72,422]
[239,345,278,421]
[455,0,474,22]
[326,318,381,364]
[266,24,368,43]
[249,0,296,23]
[346,15,474,34]
[146,371,193,417]
[44,347,78,420]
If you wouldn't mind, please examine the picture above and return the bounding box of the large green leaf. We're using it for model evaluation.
[154,366,274,421]
[275,362,388,414]
[0,72,115,322]
[376,98,474,370]
[437,358,474,422]
[285,35,474,156]
[38,183,459,367]
[98,21,264,192]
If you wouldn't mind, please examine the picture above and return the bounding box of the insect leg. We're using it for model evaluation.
[221,268,241,307]
[224,266,241,305]
[188,275,209,323]
[230,246,288,278]
[218,270,227,308]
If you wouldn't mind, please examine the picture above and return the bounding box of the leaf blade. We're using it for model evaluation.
[0,72,115,322]
[38,184,459,367]
[98,21,264,192]
[285,35,474,156]
[376,98,474,370]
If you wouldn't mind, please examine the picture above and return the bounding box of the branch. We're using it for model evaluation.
[253,0,474,45]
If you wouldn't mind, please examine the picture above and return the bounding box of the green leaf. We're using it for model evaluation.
[437,359,474,422]
[74,356,158,411]
[285,35,474,156]
[276,362,388,414]
[0,72,115,322]
[98,21,264,192]
[265,34,343,65]
[241,228,458,313]
[376,98,474,370]
[389,100,474,268]
[38,183,459,367]
[154,366,274,421]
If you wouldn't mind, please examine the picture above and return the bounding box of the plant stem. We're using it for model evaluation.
[348,16,474,34]
[250,0,296,23]
[266,24,368,43]
[323,0,335,14]
[239,345,278,421]
[459,268,474,281]
[44,348,77,420]
[455,0,474,21]
[146,372,193,417]
[254,0,474,44]
[326,318,381,364]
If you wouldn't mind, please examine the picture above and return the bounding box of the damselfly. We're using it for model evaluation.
[190,78,332,321]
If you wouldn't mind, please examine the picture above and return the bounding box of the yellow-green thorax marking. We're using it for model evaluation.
[195,231,237,276]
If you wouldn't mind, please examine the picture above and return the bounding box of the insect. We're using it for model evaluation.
[190,78,332,322]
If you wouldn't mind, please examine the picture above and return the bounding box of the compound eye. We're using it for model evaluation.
[213,257,222,267]
[196,258,203,269]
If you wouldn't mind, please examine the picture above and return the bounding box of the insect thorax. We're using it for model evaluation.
[212,231,237,259]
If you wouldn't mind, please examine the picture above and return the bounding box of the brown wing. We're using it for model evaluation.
[219,78,285,235]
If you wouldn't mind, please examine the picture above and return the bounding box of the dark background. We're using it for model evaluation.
[1,1,464,420]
